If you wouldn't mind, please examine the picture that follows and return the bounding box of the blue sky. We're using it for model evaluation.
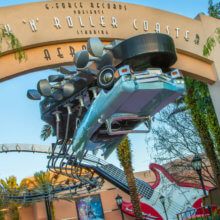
[0,0,217,182]
[0,0,217,18]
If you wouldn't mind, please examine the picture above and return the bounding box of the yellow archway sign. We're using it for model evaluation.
[0,0,219,84]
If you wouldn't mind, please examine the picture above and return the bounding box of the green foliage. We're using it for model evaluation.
[200,1,220,157]
[206,104,220,155]
[216,27,220,43]
[0,176,27,195]
[203,28,220,57]
[0,26,26,62]
[203,0,220,57]
[117,137,143,219]
[51,202,55,220]
[187,0,220,155]
[203,36,216,57]
[28,171,60,189]
[0,200,4,220]
[0,176,28,220]
[40,124,52,141]
[184,77,220,178]
[184,77,220,156]
[31,171,63,220]
[117,137,132,169]
[208,0,220,19]
[180,1,220,161]
[184,78,210,113]
[11,208,19,220]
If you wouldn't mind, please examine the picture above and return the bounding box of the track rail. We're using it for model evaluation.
[0,143,54,154]
[0,143,103,204]
[47,141,154,200]
[0,142,187,219]
[0,143,154,204]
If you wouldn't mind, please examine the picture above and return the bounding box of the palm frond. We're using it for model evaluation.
[19,179,28,188]
[40,124,52,141]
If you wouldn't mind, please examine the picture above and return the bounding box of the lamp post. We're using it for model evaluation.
[159,195,168,220]
[192,156,207,196]
[191,155,212,217]
[115,195,124,220]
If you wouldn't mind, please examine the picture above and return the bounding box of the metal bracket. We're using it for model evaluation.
[105,113,151,135]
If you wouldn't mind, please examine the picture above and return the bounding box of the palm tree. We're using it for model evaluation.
[26,171,65,220]
[0,176,27,220]
[0,199,4,220]
[27,171,57,220]
[167,85,220,190]
[40,124,52,141]
[184,79,220,192]
[117,137,143,219]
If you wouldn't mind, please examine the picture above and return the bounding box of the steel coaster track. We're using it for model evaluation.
[1,180,99,204]
[0,143,103,204]
[0,143,186,218]
[46,117,105,193]
[46,142,185,218]
[0,142,154,203]
[0,143,55,154]
[47,140,154,200]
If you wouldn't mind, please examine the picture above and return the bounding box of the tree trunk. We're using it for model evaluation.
[8,207,19,220]
[206,110,220,156]
[186,87,220,190]
[124,164,143,219]
[44,198,52,220]
[117,137,143,219]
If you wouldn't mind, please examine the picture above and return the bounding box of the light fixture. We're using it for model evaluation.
[159,195,168,220]
[191,156,212,217]
[159,195,165,205]
[192,155,202,172]
[115,194,123,206]
[115,195,124,220]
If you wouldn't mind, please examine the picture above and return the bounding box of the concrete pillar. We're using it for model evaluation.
[197,14,220,123]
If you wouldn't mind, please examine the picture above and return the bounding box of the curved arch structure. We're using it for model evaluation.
[1,0,220,122]
[0,1,220,218]
[0,143,104,204]
[0,143,53,154]
[1,181,100,204]
[0,143,153,205]
[0,0,219,85]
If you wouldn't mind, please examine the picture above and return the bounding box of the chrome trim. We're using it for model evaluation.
[106,113,151,135]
